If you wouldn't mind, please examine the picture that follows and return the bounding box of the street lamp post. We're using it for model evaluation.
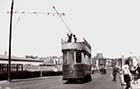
[121,55,124,68]
[8,0,14,81]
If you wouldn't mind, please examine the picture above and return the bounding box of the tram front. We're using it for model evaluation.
[61,36,92,82]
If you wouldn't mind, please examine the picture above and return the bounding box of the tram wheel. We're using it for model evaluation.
[67,79,74,83]
[83,75,92,82]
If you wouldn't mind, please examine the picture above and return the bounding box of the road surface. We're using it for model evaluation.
[0,72,122,89]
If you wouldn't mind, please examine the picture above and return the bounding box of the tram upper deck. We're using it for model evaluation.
[61,38,91,56]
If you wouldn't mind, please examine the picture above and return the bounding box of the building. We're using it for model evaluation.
[41,56,63,72]
[0,54,43,72]
[92,53,112,70]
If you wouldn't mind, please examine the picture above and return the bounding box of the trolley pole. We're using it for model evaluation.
[8,0,14,82]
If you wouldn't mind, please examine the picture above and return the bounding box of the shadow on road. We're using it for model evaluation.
[64,79,92,84]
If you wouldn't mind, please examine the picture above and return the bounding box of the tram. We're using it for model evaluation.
[61,35,92,82]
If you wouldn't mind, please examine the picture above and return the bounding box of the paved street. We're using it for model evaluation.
[0,71,123,89]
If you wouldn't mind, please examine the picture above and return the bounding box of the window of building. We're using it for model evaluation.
[11,64,17,71]
[2,64,8,72]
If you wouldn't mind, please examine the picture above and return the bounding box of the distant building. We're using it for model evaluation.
[92,53,112,70]
[41,56,63,72]
[0,54,64,72]
[0,54,43,72]
[42,56,63,65]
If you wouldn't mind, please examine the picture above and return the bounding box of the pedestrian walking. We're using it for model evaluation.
[130,66,135,83]
[112,66,118,81]
[136,64,140,79]
[134,64,140,84]
[133,69,139,84]
[122,60,132,89]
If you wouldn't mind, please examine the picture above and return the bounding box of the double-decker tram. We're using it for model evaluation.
[61,35,92,82]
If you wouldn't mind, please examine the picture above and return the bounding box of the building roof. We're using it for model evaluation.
[0,54,43,62]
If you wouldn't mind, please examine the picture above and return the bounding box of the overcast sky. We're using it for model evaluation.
[0,0,140,58]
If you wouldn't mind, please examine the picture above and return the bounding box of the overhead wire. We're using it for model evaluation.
[7,10,65,31]
[7,11,65,16]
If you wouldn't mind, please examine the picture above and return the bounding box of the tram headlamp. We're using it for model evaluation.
[70,70,73,74]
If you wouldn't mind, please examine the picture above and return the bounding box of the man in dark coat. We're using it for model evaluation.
[112,66,118,81]
[67,33,72,42]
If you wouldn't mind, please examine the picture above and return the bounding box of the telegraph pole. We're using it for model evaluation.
[6,3,64,81]
[8,0,14,82]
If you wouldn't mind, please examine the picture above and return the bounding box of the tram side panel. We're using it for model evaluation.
[63,64,91,80]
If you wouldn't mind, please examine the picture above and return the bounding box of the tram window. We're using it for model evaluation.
[76,51,81,63]
[67,51,74,64]
[0,64,1,72]
[63,51,67,64]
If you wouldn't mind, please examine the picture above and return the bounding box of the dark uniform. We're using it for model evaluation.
[112,66,118,81]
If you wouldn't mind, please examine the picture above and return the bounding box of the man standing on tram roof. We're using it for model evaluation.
[67,33,73,42]
[73,34,77,42]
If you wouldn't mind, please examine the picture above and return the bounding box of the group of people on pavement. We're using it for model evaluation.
[91,66,108,74]
[112,59,140,89]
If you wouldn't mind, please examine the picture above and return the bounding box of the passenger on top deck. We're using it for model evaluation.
[73,34,77,42]
[67,33,72,42]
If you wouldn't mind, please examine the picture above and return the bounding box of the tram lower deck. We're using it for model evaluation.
[63,64,91,81]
